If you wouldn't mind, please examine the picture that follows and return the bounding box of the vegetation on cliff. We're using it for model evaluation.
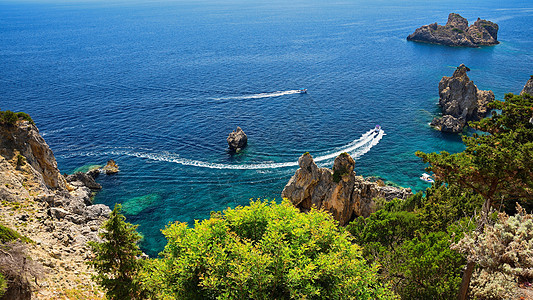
[0,110,33,126]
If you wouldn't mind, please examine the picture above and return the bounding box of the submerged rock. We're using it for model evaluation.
[432,64,494,132]
[407,13,499,47]
[102,159,119,174]
[227,127,248,151]
[282,153,412,225]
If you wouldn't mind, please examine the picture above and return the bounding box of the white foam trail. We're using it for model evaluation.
[101,128,384,170]
[212,90,302,100]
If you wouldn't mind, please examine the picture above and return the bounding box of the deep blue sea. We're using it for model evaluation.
[1,0,532,256]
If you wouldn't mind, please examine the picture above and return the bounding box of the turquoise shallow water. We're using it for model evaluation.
[1,0,532,256]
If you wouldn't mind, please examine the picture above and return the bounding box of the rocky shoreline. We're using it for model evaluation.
[407,13,499,47]
[0,120,112,299]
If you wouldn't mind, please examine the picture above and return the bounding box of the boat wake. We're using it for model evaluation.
[90,128,384,170]
[212,90,304,101]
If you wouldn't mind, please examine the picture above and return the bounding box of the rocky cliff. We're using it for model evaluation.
[521,76,533,96]
[431,64,494,133]
[282,153,412,226]
[0,119,111,299]
[407,13,499,47]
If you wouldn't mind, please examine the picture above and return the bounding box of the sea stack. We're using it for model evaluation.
[431,64,494,133]
[227,127,248,151]
[407,13,499,47]
[282,152,412,226]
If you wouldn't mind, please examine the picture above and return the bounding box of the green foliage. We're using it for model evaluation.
[0,110,18,126]
[16,154,25,167]
[88,204,145,300]
[0,110,34,126]
[452,28,464,33]
[144,200,397,299]
[347,185,481,299]
[417,93,533,212]
[0,273,6,297]
[0,224,31,244]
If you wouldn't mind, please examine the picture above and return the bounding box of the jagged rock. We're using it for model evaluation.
[432,64,494,132]
[282,153,412,225]
[86,167,100,179]
[102,159,119,174]
[0,121,67,190]
[227,127,248,151]
[66,172,102,190]
[431,115,466,133]
[407,13,499,47]
[521,76,533,96]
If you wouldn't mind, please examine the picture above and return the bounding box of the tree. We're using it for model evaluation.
[88,204,145,300]
[143,199,397,299]
[416,93,533,299]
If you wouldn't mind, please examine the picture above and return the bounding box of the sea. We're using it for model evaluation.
[1,0,532,256]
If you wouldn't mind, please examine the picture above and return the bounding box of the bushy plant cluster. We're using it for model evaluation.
[347,185,480,299]
[0,110,33,126]
[90,200,398,300]
[452,204,533,299]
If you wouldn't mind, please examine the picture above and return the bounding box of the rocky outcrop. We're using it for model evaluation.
[102,159,119,174]
[521,76,533,96]
[282,153,412,225]
[0,121,67,190]
[407,13,499,47]
[227,127,248,151]
[0,120,111,298]
[431,64,494,132]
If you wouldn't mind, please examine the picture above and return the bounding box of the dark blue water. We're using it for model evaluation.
[2,0,532,256]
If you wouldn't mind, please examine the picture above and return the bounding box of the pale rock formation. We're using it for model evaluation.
[520,76,533,96]
[282,153,412,225]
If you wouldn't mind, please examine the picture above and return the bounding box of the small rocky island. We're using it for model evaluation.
[407,13,499,47]
[431,64,494,133]
[282,152,412,226]
[227,127,248,151]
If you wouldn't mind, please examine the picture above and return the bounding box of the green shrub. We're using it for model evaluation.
[143,200,397,299]
[0,224,31,244]
[88,204,145,300]
[16,154,25,167]
[1,111,18,126]
[0,273,6,297]
[16,112,33,124]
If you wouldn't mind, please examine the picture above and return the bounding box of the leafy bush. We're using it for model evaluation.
[0,110,34,126]
[0,224,31,244]
[452,204,533,299]
[0,111,18,126]
[143,200,397,299]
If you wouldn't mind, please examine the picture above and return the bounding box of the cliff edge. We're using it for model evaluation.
[0,117,110,299]
[407,13,499,47]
